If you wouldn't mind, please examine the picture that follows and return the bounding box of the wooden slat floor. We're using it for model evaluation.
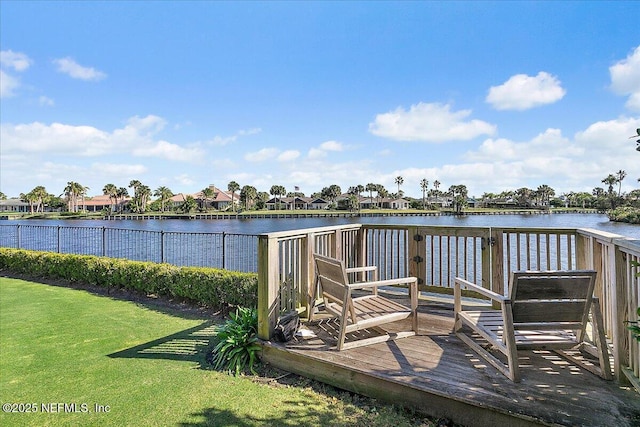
[261,296,640,427]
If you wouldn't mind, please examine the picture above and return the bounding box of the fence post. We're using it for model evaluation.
[160,231,165,263]
[17,224,21,249]
[57,225,61,253]
[258,234,279,340]
[222,232,226,270]
[102,227,106,257]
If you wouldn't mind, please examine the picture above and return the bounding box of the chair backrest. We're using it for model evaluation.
[314,254,350,306]
[509,270,597,327]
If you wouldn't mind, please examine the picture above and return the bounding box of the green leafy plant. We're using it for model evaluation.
[211,307,261,375]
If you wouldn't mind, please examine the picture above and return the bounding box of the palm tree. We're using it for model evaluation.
[514,187,533,208]
[116,187,129,212]
[20,191,38,213]
[602,174,618,209]
[395,176,404,197]
[102,184,118,212]
[228,181,240,212]
[433,180,441,207]
[616,170,627,197]
[154,186,173,212]
[602,174,617,196]
[180,195,197,213]
[240,185,257,210]
[420,179,429,210]
[269,185,286,210]
[448,185,468,213]
[63,181,88,212]
[200,187,215,211]
[375,185,388,207]
[536,184,555,207]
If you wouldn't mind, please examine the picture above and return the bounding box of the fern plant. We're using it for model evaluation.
[211,307,261,375]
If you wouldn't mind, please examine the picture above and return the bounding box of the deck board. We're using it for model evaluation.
[261,301,640,427]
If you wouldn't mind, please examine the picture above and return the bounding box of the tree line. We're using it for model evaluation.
[2,170,638,215]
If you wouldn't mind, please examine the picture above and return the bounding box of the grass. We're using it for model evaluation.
[0,277,438,427]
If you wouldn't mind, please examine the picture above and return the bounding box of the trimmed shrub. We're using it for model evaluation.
[0,248,258,309]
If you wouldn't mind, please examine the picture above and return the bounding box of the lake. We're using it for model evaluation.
[6,212,640,239]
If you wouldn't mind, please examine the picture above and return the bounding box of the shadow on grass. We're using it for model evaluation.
[107,321,217,368]
[179,402,370,427]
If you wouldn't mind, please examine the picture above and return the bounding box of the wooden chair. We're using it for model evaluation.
[311,254,418,350]
[454,270,612,382]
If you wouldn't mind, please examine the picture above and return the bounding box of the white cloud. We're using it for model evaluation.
[132,140,205,162]
[277,150,300,162]
[0,69,20,98]
[0,114,206,163]
[173,174,196,187]
[307,147,326,159]
[0,50,32,71]
[208,128,262,146]
[369,102,496,142]
[92,163,147,176]
[320,140,344,151]
[245,147,279,162]
[1,121,111,155]
[39,96,54,106]
[449,116,640,195]
[53,57,107,81]
[0,50,32,98]
[486,72,566,111]
[610,45,640,111]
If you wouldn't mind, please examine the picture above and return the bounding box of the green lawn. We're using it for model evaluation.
[0,277,433,427]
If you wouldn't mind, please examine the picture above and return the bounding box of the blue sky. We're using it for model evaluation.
[1,1,639,199]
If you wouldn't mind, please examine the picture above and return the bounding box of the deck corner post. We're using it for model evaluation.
[612,242,630,383]
[575,231,592,270]
[407,226,423,286]
[489,228,504,296]
[257,234,280,341]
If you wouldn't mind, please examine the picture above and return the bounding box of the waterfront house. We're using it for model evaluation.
[0,199,30,213]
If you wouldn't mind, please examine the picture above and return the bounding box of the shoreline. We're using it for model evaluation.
[1,209,603,221]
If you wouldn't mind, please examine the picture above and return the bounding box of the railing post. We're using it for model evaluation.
[333,228,343,259]
[222,232,226,270]
[612,242,630,383]
[575,232,589,270]
[102,227,106,257]
[489,228,504,301]
[16,224,21,249]
[57,225,61,253]
[160,231,165,263]
[258,235,279,340]
[408,226,424,287]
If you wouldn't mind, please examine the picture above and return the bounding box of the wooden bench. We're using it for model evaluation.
[454,270,612,382]
[312,254,418,350]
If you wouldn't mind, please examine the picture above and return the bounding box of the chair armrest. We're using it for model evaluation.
[346,265,377,273]
[349,277,417,290]
[346,265,378,282]
[454,277,505,303]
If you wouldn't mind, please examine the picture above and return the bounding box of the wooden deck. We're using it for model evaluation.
[260,294,640,427]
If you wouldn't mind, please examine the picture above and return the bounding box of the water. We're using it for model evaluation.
[5,213,640,239]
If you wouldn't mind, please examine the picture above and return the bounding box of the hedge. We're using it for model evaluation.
[0,248,258,309]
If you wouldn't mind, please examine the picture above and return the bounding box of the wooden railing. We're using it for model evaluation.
[257,224,640,389]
